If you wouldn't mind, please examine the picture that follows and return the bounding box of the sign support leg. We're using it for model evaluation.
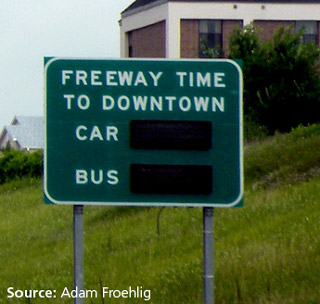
[73,205,84,304]
[203,207,214,304]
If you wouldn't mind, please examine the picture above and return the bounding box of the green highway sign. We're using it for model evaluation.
[44,58,243,207]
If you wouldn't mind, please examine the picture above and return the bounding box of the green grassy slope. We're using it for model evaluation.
[0,124,319,304]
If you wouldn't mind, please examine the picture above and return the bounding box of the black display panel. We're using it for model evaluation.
[130,164,212,195]
[130,120,212,150]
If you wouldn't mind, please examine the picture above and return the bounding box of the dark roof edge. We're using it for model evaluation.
[121,0,167,18]
[122,0,320,17]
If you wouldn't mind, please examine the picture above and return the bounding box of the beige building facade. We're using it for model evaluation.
[120,0,320,58]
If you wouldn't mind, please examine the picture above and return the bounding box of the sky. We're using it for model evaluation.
[0,0,133,128]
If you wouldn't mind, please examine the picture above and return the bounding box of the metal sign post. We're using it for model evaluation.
[73,205,84,304]
[203,207,214,304]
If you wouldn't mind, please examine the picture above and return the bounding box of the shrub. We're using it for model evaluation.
[0,150,42,184]
[229,24,320,135]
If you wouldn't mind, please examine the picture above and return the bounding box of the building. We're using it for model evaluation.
[119,0,320,59]
[0,116,44,151]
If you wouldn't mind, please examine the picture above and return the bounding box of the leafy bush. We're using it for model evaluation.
[229,24,320,135]
[0,150,42,184]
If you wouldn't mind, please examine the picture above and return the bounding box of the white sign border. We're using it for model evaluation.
[44,57,243,208]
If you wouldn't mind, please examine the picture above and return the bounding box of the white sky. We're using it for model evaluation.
[0,0,133,128]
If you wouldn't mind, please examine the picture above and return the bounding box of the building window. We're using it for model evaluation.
[128,32,133,57]
[295,21,318,45]
[199,20,222,58]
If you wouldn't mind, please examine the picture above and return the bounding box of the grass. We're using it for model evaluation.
[215,179,320,303]
[0,123,319,303]
[244,123,320,189]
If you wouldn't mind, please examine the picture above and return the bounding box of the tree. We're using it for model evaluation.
[229,24,320,135]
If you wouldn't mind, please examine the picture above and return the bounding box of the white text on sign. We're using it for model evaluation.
[61,70,226,88]
[76,169,119,185]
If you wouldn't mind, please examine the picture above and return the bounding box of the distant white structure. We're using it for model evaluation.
[0,116,44,151]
